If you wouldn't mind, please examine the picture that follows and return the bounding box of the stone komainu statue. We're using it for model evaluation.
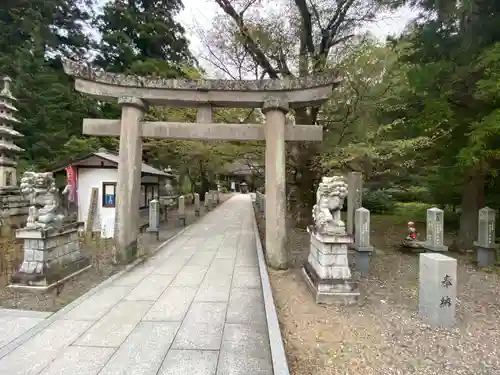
[20,171,66,229]
[312,176,348,235]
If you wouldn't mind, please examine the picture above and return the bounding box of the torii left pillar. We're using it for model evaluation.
[263,98,288,270]
[114,97,147,264]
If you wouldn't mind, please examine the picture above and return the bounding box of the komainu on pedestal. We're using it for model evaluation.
[302,176,360,305]
[10,171,89,289]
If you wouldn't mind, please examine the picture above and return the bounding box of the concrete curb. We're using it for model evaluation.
[252,202,291,375]
[0,225,190,360]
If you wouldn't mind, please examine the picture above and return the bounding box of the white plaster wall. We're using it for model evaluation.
[77,168,117,238]
[76,167,161,238]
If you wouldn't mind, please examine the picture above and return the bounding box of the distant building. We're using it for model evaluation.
[50,148,167,237]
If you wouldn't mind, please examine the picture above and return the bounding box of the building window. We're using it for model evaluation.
[102,182,117,207]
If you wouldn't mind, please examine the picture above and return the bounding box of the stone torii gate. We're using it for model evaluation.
[63,60,337,268]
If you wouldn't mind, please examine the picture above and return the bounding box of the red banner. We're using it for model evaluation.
[65,165,77,202]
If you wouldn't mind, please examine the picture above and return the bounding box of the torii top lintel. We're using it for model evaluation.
[62,60,340,109]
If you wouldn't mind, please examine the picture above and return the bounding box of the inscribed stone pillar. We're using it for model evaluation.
[474,207,498,267]
[263,97,288,269]
[178,195,186,226]
[423,207,448,252]
[194,193,200,216]
[419,253,457,328]
[115,97,147,264]
[347,172,363,237]
[204,192,210,211]
[353,207,373,276]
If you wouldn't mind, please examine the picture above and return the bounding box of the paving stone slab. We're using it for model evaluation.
[195,275,232,302]
[38,345,115,375]
[231,266,261,289]
[125,273,175,301]
[98,321,180,375]
[226,288,266,326]
[159,349,219,375]
[74,300,153,348]
[63,286,131,321]
[217,323,273,375]
[143,286,198,322]
[170,265,209,287]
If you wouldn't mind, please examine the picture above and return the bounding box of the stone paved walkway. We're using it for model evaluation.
[0,195,272,375]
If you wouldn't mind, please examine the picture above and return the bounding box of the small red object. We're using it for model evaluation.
[411,233,417,239]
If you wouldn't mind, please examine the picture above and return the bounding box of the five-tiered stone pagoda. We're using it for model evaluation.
[0,76,24,189]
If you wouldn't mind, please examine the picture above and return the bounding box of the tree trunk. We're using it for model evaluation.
[457,170,485,249]
[286,142,320,229]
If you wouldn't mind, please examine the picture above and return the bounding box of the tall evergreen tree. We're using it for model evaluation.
[0,0,102,168]
[95,0,195,76]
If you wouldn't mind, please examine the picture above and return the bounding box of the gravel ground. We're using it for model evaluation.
[0,195,231,312]
[255,207,500,375]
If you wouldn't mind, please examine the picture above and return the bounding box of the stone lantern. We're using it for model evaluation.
[0,76,24,189]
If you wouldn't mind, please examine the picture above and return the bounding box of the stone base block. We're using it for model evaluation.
[302,262,359,305]
[11,222,90,289]
[356,251,371,277]
[422,242,448,252]
[475,246,497,267]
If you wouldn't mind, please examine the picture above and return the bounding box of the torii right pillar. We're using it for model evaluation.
[263,97,288,269]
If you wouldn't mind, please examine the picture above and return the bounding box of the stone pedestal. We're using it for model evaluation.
[10,222,89,290]
[0,187,30,235]
[302,227,359,305]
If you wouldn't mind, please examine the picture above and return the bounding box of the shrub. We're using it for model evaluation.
[386,186,432,203]
[362,189,397,214]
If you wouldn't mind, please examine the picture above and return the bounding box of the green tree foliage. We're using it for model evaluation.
[380,0,500,247]
[95,0,195,76]
[0,0,102,168]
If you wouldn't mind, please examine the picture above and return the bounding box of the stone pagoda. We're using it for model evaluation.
[0,76,29,234]
[0,76,24,189]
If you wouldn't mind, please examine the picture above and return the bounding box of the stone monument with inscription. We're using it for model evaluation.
[423,207,448,252]
[419,253,457,328]
[473,207,498,267]
[302,176,359,305]
[352,207,373,276]
[10,171,88,290]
